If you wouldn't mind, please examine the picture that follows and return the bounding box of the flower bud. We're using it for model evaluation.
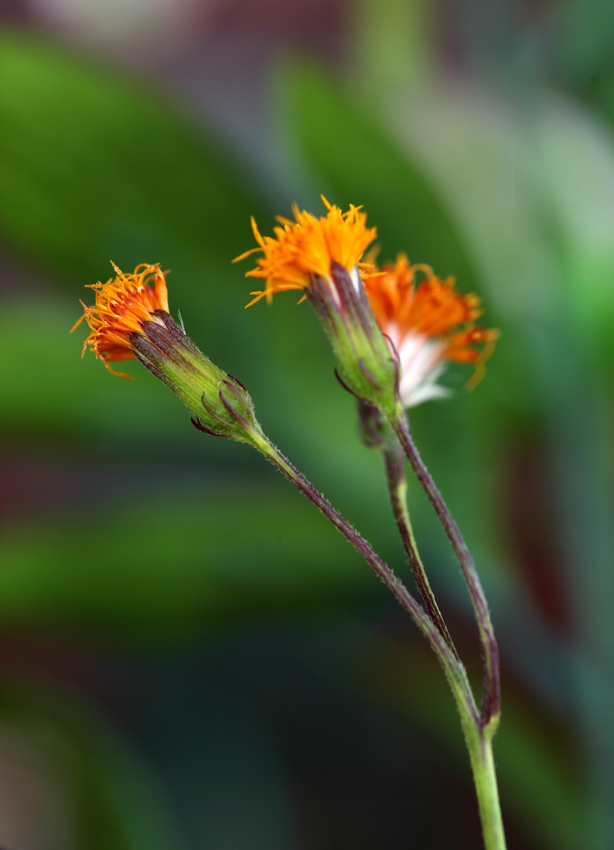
[72,262,261,443]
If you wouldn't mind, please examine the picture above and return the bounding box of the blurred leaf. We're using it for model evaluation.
[0,485,376,636]
[276,59,478,285]
[0,296,187,438]
[351,0,433,94]
[545,0,614,87]
[0,30,260,295]
[0,682,181,850]
[536,100,614,369]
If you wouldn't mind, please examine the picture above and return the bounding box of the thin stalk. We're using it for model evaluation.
[248,429,478,723]
[391,412,500,728]
[464,717,507,850]
[382,433,505,848]
[383,443,458,658]
[253,428,506,849]
[210,398,504,848]
[387,417,506,849]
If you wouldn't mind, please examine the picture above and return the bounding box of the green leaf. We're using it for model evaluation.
[0,485,374,636]
[0,30,259,292]
[0,681,182,850]
[276,59,478,285]
[0,296,191,439]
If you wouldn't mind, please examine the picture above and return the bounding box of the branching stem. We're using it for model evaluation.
[391,413,501,727]
[248,429,478,725]
[383,442,458,657]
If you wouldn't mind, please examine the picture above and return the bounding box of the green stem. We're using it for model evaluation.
[385,412,506,848]
[463,717,507,850]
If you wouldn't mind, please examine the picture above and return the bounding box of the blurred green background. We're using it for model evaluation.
[0,0,613,847]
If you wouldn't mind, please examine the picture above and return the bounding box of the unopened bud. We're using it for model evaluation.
[73,262,262,444]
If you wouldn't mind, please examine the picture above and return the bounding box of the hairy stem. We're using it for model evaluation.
[391,412,500,728]
[248,430,477,724]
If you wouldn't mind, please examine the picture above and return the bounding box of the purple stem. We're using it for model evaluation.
[393,415,500,727]
[383,445,459,659]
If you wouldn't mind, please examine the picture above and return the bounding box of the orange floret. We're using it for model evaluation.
[365,255,498,389]
[234,197,378,306]
[71,262,169,377]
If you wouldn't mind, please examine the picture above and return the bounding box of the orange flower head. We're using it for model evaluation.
[234,197,378,306]
[364,255,499,407]
[72,262,169,377]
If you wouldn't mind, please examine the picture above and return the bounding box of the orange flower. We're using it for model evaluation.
[364,255,498,407]
[234,197,377,306]
[71,262,169,377]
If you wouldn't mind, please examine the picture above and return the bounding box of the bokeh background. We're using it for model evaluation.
[1,0,613,847]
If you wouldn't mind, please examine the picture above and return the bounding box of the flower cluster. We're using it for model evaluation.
[73,200,504,848]
[75,200,497,417]
[237,199,497,409]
